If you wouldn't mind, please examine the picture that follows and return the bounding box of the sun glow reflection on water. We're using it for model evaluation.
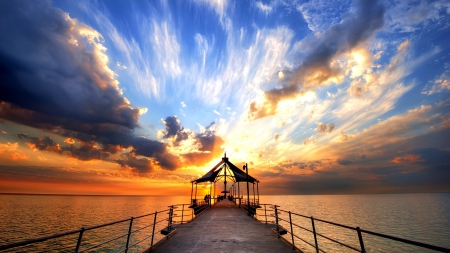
[259,193,450,252]
[1,193,449,252]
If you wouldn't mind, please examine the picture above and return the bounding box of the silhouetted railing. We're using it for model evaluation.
[0,203,210,252]
[254,204,450,253]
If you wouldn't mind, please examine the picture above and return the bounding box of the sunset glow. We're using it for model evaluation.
[0,0,449,195]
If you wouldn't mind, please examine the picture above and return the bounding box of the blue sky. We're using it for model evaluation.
[0,0,449,195]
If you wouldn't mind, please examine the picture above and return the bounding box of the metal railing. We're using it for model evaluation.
[253,204,450,253]
[0,203,210,252]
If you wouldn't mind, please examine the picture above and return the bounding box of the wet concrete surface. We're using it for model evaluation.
[148,200,297,253]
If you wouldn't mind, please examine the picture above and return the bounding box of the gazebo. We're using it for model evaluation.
[190,153,260,209]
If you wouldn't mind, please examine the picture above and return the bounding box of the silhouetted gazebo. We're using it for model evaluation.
[190,153,260,209]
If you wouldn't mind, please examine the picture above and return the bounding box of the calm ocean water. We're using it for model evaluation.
[1,193,449,252]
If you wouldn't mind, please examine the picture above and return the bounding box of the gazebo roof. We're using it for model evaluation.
[192,154,258,183]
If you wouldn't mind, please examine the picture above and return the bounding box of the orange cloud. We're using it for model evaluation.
[392,154,420,164]
[64,138,75,144]
[0,142,29,161]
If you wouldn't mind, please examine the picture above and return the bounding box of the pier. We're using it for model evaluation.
[148,200,295,253]
[1,155,449,252]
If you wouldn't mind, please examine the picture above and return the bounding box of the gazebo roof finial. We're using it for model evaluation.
[222,151,228,162]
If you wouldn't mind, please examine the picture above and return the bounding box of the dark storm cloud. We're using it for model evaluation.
[153,152,181,171]
[276,160,322,170]
[117,153,154,173]
[23,136,62,153]
[337,159,352,165]
[161,116,189,145]
[248,0,385,120]
[0,1,180,171]
[162,116,182,138]
[0,1,140,129]
[62,141,110,161]
[409,148,450,166]
[17,133,28,139]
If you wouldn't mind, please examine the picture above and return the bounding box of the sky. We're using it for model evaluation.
[0,0,449,196]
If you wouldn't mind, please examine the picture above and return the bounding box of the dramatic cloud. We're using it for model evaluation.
[0,1,142,129]
[25,137,61,153]
[0,0,448,195]
[248,0,385,120]
[117,153,154,173]
[0,1,180,171]
[160,116,189,145]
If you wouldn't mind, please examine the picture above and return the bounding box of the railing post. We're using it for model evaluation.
[289,211,295,250]
[311,216,319,253]
[275,205,280,238]
[74,227,84,253]
[181,204,185,224]
[124,217,134,253]
[168,205,174,231]
[264,205,268,224]
[357,227,366,253]
[150,212,157,248]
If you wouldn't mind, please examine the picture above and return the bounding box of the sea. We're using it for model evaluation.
[0,193,449,252]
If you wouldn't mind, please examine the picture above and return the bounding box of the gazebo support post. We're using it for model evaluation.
[238,182,241,207]
[253,183,255,205]
[245,163,250,216]
[256,182,260,205]
[195,183,198,203]
[190,182,193,205]
[224,163,227,198]
[209,182,212,207]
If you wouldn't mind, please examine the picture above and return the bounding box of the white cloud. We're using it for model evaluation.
[77,2,161,99]
[297,0,351,32]
[422,67,450,95]
[255,1,273,15]
[150,21,182,77]
[193,0,228,27]
[116,61,127,69]
[184,26,294,107]
[385,0,450,32]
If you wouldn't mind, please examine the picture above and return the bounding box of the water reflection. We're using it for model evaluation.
[1,193,449,252]
[259,193,450,252]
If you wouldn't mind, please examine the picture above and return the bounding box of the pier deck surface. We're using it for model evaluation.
[149,200,296,253]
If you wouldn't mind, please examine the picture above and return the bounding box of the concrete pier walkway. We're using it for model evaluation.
[149,200,297,253]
